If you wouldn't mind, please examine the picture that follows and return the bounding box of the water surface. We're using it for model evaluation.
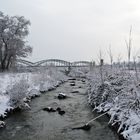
[0,79,119,140]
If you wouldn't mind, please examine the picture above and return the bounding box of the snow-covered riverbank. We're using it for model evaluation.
[87,68,140,140]
[0,68,67,121]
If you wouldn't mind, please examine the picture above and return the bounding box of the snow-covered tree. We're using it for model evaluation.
[0,11,32,71]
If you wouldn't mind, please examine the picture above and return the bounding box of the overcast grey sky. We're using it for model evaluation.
[1,0,140,63]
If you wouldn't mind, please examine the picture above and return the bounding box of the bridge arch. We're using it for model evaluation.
[34,59,71,67]
[16,59,35,67]
[16,59,92,68]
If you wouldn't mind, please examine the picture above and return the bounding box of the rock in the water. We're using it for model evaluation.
[58,93,66,99]
[56,107,65,115]
[40,90,47,93]
[81,80,86,82]
[58,110,65,115]
[43,107,56,112]
[0,121,5,128]
[71,91,79,93]
[13,107,22,113]
[70,83,75,86]
[48,87,54,91]
[56,107,61,111]
[68,78,76,80]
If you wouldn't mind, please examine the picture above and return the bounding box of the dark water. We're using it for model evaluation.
[0,79,119,140]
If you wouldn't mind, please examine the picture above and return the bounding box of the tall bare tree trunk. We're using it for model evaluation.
[125,26,132,71]
[108,44,113,69]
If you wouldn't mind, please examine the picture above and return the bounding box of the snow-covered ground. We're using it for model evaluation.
[1,66,140,140]
[69,67,89,78]
[87,67,140,140]
[0,67,67,120]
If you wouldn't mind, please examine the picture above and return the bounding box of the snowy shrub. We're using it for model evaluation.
[0,94,12,117]
[88,68,140,139]
[0,68,67,119]
[8,78,29,109]
[32,68,67,92]
[69,68,87,78]
[33,69,55,91]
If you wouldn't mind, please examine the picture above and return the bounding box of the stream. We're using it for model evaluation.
[0,78,119,140]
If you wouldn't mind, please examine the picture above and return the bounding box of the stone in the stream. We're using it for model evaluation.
[58,93,67,99]
[81,79,86,83]
[43,107,56,112]
[48,87,54,91]
[40,90,47,94]
[56,107,65,115]
[58,110,65,115]
[12,107,22,113]
[71,91,79,93]
[0,121,5,128]
[68,78,76,80]
[70,83,75,86]
[56,107,61,111]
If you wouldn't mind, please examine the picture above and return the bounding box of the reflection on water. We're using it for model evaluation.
[0,79,119,140]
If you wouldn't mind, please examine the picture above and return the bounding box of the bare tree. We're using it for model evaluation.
[98,49,104,85]
[0,11,32,71]
[107,44,113,69]
[125,26,132,71]
[117,53,122,68]
[133,49,140,81]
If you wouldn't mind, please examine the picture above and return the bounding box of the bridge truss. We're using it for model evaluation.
[16,59,94,68]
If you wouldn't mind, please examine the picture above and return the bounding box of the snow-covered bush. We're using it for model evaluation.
[88,68,140,140]
[69,68,88,78]
[0,68,67,119]
[33,67,67,92]
[33,70,54,91]
[0,94,11,118]
[8,78,29,109]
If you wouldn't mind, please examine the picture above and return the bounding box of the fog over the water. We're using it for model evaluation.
[1,0,140,63]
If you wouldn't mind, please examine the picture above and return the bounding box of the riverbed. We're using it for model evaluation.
[0,78,119,140]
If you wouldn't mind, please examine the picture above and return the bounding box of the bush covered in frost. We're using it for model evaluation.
[8,78,29,109]
[33,67,67,92]
[69,68,88,78]
[87,68,140,140]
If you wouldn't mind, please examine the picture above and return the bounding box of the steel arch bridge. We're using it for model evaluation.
[16,59,92,67]
[34,59,71,67]
[17,59,35,67]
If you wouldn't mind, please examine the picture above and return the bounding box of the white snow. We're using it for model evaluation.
[87,67,140,140]
[0,68,67,118]
[130,134,140,140]
[0,95,12,117]
[58,93,66,96]
[0,121,5,128]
